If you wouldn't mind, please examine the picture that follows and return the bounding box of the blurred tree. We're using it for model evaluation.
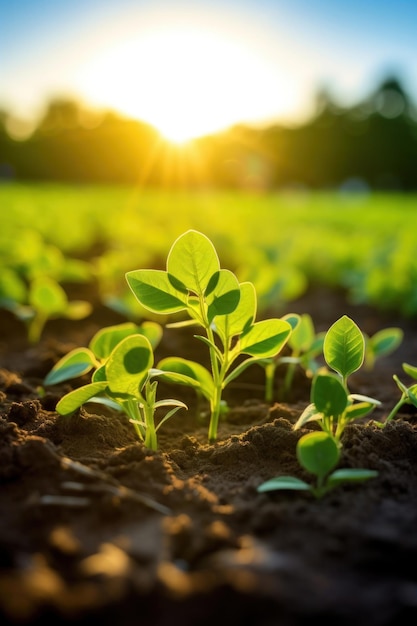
[1,77,416,189]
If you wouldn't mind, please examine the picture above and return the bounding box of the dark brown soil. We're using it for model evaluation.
[1,286,417,626]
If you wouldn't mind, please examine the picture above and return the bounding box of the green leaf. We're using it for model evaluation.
[408,384,417,408]
[344,401,376,420]
[349,393,381,405]
[327,468,378,487]
[297,431,340,478]
[312,374,348,418]
[56,382,108,415]
[324,315,364,379]
[106,334,153,397]
[403,363,417,380]
[89,322,142,360]
[44,347,96,385]
[257,476,311,493]
[206,270,241,322]
[368,327,403,359]
[0,268,27,304]
[223,356,265,386]
[65,300,92,320]
[140,321,163,349]
[126,269,187,313]
[293,403,321,430]
[166,230,220,296]
[282,312,301,331]
[214,281,256,343]
[29,277,67,315]
[393,374,409,394]
[85,397,123,411]
[288,313,315,352]
[308,333,326,357]
[92,364,107,382]
[157,357,214,400]
[239,318,291,357]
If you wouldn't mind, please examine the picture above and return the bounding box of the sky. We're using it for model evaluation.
[2,0,417,141]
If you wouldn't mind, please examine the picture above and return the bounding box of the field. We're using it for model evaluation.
[2,183,417,321]
[1,183,417,625]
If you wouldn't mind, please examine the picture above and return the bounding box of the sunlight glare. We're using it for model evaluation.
[78,24,297,142]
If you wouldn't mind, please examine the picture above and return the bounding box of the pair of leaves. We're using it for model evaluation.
[294,373,380,432]
[126,230,240,323]
[294,316,380,435]
[55,334,155,415]
[258,431,378,499]
[44,321,162,386]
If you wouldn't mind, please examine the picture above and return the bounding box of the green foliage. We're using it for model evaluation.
[375,362,417,427]
[364,327,404,370]
[3,185,417,317]
[126,230,292,442]
[46,330,187,451]
[257,431,378,499]
[294,316,380,442]
[323,315,365,387]
[44,321,162,386]
[13,276,92,344]
[260,313,326,402]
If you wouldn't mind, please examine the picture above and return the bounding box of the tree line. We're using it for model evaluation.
[1,76,416,190]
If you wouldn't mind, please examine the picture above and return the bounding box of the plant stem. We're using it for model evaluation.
[200,294,223,443]
[126,399,145,441]
[282,351,299,399]
[208,384,222,444]
[144,402,157,450]
[264,361,276,403]
[28,313,46,344]
[384,395,406,424]
[143,382,158,451]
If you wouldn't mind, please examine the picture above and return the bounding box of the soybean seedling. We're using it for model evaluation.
[257,431,378,499]
[294,315,380,443]
[14,276,92,344]
[260,313,326,402]
[44,321,163,387]
[50,333,187,451]
[126,229,292,443]
[374,362,417,427]
[364,326,403,370]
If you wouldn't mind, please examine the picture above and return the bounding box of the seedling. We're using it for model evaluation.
[260,313,326,402]
[257,430,378,499]
[13,276,92,344]
[44,321,163,386]
[364,327,403,370]
[294,315,380,442]
[49,334,187,451]
[126,229,292,443]
[374,362,417,427]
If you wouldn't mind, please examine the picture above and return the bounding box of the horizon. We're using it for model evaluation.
[2,0,417,142]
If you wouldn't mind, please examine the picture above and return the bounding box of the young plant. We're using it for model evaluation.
[257,430,378,499]
[260,313,326,402]
[294,315,380,442]
[49,333,187,451]
[126,229,292,443]
[15,276,92,344]
[374,362,417,427]
[44,321,162,387]
[364,326,403,370]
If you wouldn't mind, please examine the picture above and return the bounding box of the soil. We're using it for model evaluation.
[1,285,417,626]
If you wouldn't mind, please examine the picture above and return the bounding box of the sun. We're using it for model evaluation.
[77,23,296,143]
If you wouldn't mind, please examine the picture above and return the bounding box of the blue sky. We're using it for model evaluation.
[2,0,417,137]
